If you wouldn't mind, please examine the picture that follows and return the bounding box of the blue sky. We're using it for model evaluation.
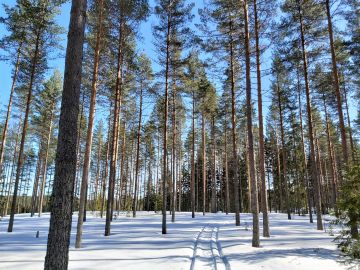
[0,0,357,128]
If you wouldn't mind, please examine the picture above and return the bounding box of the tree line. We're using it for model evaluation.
[0,0,358,269]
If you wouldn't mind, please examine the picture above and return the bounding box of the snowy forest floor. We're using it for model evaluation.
[0,211,348,270]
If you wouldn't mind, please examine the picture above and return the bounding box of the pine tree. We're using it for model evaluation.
[44,0,87,268]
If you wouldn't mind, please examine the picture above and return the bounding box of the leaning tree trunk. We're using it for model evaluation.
[38,110,54,217]
[0,43,22,178]
[8,32,41,233]
[253,0,270,237]
[298,1,323,230]
[325,0,348,165]
[44,0,87,268]
[244,0,259,247]
[76,0,104,248]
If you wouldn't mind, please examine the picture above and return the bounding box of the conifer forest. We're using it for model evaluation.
[0,0,359,269]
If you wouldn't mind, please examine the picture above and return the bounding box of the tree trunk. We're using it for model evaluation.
[0,43,22,178]
[133,84,143,218]
[202,114,206,215]
[253,0,270,237]
[323,96,338,206]
[44,0,87,268]
[191,89,196,218]
[76,0,104,248]
[105,19,124,236]
[244,0,260,247]
[8,31,41,233]
[224,119,230,215]
[297,70,313,223]
[229,15,240,226]
[162,10,171,235]
[211,117,216,213]
[276,78,291,220]
[325,0,348,164]
[38,110,54,217]
[298,1,323,230]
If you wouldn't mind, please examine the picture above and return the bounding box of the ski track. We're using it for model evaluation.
[190,225,230,270]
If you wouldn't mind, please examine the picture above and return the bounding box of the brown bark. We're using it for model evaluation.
[298,1,323,230]
[244,0,260,247]
[276,78,291,220]
[8,31,41,233]
[325,0,348,164]
[253,0,270,237]
[105,18,124,236]
[323,96,338,206]
[229,14,240,226]
[133,83,143,218]
[0,43,22,178]
[44,0,87,268]
[76,0,104,248]
[202,114,206,215]
[162,9,171,235]
[191,89,195,218]
[297,70,313,223]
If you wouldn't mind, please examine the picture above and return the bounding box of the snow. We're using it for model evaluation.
[0,212,347,270]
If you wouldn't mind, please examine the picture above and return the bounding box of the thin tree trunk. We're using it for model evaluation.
[0,43,22,178]
[44,0,87,268]
[298,1,323,230]
[162,9,171,235]
[171,78,176,222]
[253,0,270,237]
[325,0,348,164]
[229,15,240,226]
[342,81,355,162]
[191,89,195,218]
[276,78,291,220]
[323,96,338,206]
[202,114,206,215]
[38,110,54,217]
[105,18,124,236]
[8,31,41,233]
[76,0,104,248]
[224,119,230,215]
[30,150,42,217]
[133,84,143,218]
[297,70,313,223]
[244,0,259,247]
[211,117,216,213]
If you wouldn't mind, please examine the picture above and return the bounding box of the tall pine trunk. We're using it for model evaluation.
[8,32,41,233]
[44,0,87,268]
[76,0,104,248]
[325,0,348,164]
[0,43,22,178]
[298,1,323,230]
[253,0,270,237]
[244,0,260,247]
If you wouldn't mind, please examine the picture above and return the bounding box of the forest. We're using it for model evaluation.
[0,0,359,269]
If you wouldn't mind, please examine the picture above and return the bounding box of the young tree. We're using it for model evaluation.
[153,0,193,234]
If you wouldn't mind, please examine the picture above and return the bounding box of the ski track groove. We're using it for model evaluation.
[190,225,230,270]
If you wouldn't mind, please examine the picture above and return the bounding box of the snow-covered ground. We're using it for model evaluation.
[0,211,346,270]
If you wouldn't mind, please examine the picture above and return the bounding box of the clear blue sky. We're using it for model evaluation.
[0,0,356,127]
